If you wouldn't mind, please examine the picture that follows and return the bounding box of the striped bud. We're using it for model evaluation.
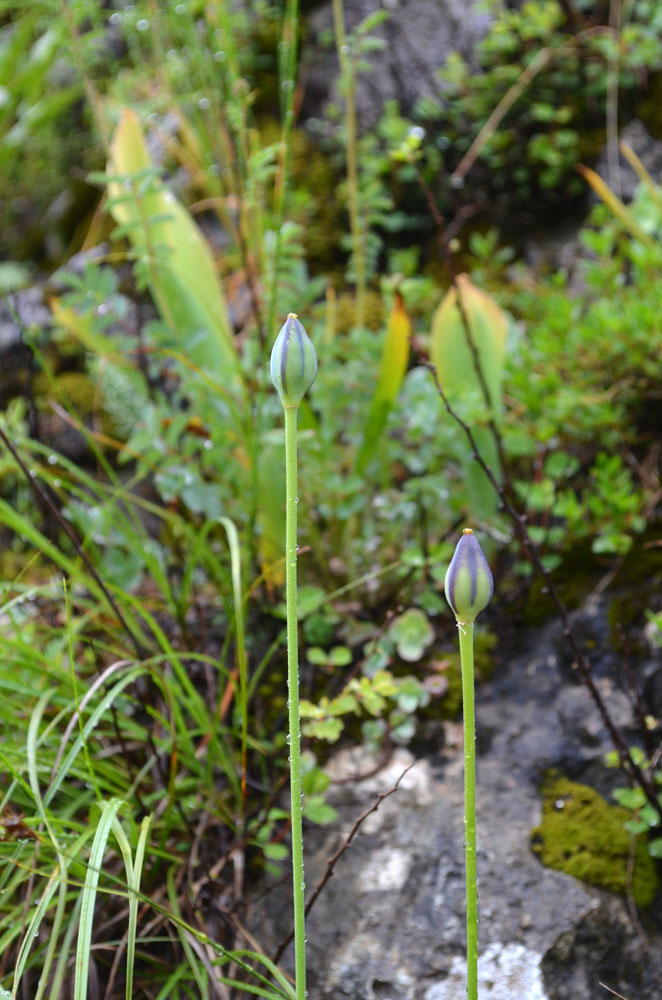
[270,313,318,408]
[444,528,493,623]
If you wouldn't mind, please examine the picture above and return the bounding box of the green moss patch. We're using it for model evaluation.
[531,776,658,908]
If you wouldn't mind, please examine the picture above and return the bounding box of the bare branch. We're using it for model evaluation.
[272,762,416,963]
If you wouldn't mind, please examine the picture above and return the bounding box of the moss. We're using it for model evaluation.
[474,629,497,681]
[34,371,97,418]
[439,652,463,720]
[256,122,343,270]
[531,776,658,908]
[334,291,384,334]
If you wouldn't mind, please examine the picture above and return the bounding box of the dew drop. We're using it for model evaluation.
[137,18,149,31]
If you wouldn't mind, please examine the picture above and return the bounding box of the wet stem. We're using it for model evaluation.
[284,403,307,1000]
[458,620,478,1000]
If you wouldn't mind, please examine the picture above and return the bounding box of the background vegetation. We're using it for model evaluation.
[0,0,661,996]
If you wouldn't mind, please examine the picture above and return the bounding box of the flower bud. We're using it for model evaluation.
[444,528,493,623]
[270,313,318,408]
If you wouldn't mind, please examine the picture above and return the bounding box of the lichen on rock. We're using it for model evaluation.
[531,775,658,908]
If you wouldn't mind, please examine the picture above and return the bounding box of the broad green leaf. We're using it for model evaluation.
[106,108,241,383]
[355,291,411,472]
[431,273,507,420]
[431,274,508,523]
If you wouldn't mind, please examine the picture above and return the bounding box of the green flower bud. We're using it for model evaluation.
[270,313,318,408]
[444,528,493,623]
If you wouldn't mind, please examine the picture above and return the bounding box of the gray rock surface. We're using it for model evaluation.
[253,605,662,998]
[594,118,662,203]
[302,0,493,129]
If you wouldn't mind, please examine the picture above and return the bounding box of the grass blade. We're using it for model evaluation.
[74,798,124,1000]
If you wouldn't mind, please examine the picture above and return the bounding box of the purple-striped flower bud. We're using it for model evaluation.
[270,312,318,408]
[444,528,493,623]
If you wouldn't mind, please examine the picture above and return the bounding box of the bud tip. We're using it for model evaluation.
[444,529,493,623]
[270,313,318,407]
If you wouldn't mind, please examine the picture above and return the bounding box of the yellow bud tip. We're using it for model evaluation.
[287,312,298,319]
[462,528,473,535]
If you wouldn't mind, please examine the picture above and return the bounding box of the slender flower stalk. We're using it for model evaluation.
[270,313,317,1000]
[444,528,493,1000]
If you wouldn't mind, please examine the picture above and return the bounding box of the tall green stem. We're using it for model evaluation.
[332,0,366,329]
[284,404,306,1000]
[267,0,301,338]
[458,620,478,1000]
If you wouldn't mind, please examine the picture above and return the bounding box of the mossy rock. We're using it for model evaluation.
[531,776,658,908]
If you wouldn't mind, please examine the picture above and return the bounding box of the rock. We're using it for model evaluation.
[0,286,50,406]
[594,119,662,203]
[542,896,662,1000]
[302,0,494,130]
[250,598,662,998]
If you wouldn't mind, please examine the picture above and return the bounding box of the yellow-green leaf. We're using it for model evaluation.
[106,108,241,382]
[355,291,411,472]
[577,163,656,248]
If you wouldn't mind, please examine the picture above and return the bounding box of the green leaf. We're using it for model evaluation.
[648,837,662,858]
[301,767,330,797]
[389,608,434,662]
[263,842,289,861]
[612,786,646,810]
[303,796,337,825]
[329,646,352,667]
[302,718,343,742]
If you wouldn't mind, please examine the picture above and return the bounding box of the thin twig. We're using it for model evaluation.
[271,762,415,964]
[599,984,632,1000]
